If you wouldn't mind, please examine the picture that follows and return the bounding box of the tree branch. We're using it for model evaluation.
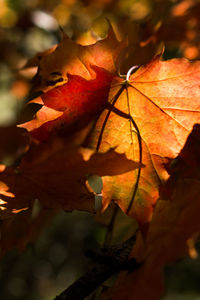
[54,235,140,300]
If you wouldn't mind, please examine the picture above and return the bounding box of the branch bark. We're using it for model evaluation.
[54,235,139,300]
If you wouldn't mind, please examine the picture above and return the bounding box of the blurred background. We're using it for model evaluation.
[0,0,200,299]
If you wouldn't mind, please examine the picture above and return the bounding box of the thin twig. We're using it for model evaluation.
[54,235,139,300]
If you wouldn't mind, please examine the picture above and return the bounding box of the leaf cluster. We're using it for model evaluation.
[1,6,200,299]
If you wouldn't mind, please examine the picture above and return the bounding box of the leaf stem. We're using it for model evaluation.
[96,85,126,152]
[105,93,143,215]
[96,71,142,216]
[125,83,142,215]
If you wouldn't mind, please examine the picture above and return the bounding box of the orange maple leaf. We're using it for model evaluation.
[0,137,142,220]
[104,124,200,300]
[22,46,200,225]
[26,26,126,92]
[20,26,200,227]
[87,55,200,225]
[20,26,126,141]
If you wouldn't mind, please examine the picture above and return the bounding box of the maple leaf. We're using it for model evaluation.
[0,137,142,220]
[0,127,30,166]
[20,26,200,226]
[20,26,125,141]
[26,26,126,92]
[103,124,200,300]
[21,50,200,225]
[0,206,57,257]
[87,55,200,224]
[20,66,114,141]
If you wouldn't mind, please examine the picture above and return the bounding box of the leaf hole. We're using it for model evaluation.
[87,175,103,212]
